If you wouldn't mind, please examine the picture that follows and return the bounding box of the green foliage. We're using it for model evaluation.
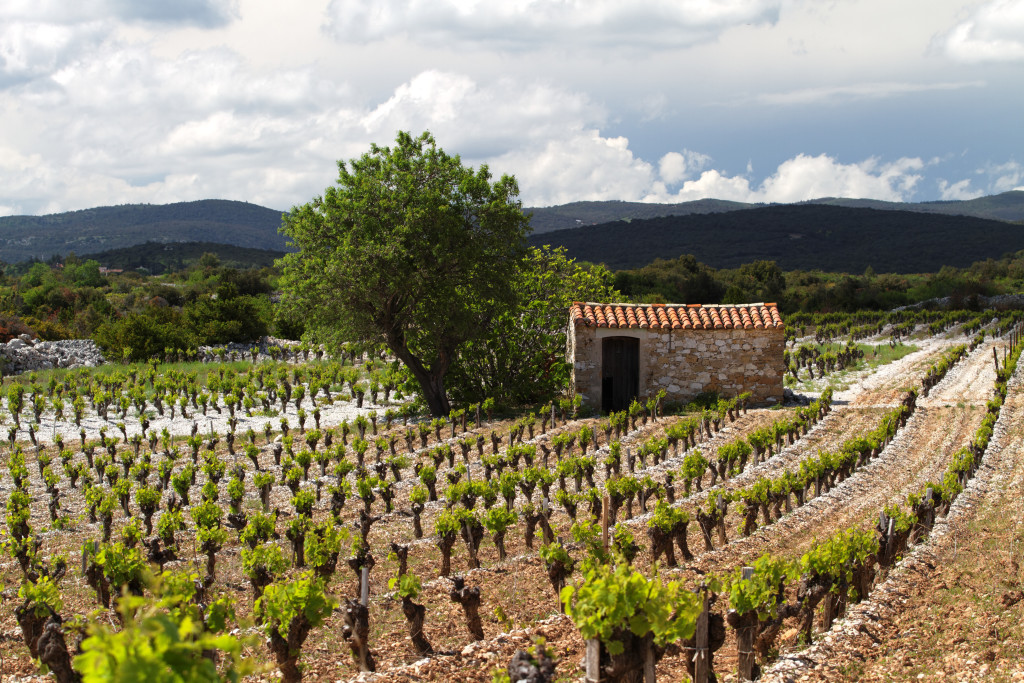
[240,512,278,548]
[883,503,917,534]
[279,130,530,415]
[95,542,149,590]
[800,528,879,588]
[305,519,348,571]
[482,506,518,535]
[241,544,289,583]
[189,500,223,530]
[388,572,422,600]
[434,509,461,538]
[446,245,617,406]
[562,562,702,655]
[18,575,64,617]
[291,489,315,517]
[539,541,574,573]
[570,518,608,566]
[156,510,184,544]
[256,571,336,637]
[724,554,797,619]
[94,309,197,363]
[648,499,687,534]
[74,582,251,683]
[409,484,428,506]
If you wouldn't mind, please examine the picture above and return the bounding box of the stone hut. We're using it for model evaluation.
[568,302,785,412]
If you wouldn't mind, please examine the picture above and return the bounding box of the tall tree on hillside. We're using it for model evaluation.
[278,131,530,416]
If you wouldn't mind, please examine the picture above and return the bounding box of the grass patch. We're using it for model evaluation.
[789,342,919,394]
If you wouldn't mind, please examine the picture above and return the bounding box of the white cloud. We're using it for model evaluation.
[324,0,781,50]
[938,178,983,200]
[658,150,712,185]
[938,161,1024,199]
[493,132,657,207]
[0,1,238,27]
[759,155,923,202]
[643,154,926,204]
[940,0,1024,63]
[0,20,109,84]
[986,160,1024,193]
[749,80,986,106]
[0,42,950,217]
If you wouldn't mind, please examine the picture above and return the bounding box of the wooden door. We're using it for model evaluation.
[602,337,639,413]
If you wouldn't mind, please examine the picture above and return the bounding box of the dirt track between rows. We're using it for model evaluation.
[763,342,1024,682]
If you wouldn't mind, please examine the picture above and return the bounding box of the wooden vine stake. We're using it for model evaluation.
[360,566,370,606]
[602,494,610,554]
[693,586,711,683]
[585,639,602,682]
[584,633,657,682]
[642,633,656,682]
[736,567,755,681]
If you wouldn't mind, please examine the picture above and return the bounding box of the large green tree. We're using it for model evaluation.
[278,131,530,416]
[445,245,617,406]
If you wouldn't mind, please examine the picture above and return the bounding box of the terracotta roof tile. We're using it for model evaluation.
[571,302,785,331]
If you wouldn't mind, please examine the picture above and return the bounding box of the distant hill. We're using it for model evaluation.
[528,204,1024,273]
[0,199,288,263]
[81,241,285,275]
[4,192,1023,270]
[525,190,1024,233]
[526,199,751,233]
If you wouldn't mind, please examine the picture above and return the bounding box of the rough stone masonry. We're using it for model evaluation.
[568,302,785,410]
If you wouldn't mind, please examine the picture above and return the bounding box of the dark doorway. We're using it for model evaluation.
[602,336,639,413]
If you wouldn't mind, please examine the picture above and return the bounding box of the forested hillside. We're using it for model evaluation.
[529,204,1024,272]
[526,190,1024,233]
[0,199,287,262]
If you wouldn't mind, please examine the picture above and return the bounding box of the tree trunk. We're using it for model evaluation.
[401,597,433,656]
[341,599,376,672]
[387,340,452,417]
[450,576,485,641]
[37,618,81,683]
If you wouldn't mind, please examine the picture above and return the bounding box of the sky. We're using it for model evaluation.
[0,0,1022,216]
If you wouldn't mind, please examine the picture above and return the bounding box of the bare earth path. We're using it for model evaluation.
[762,344,1024,683]
[675,339,1001,575]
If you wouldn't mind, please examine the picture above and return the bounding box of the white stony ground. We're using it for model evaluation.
[13,390,390,448]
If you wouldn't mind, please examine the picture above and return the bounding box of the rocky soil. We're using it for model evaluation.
[0,330,1020,682]
[0,335,105,374]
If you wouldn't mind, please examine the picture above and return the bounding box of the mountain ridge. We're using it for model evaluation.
[528,204,1024,273]
[525,190,1024,233]
[0,199,288,263]
[1,192,1022,268]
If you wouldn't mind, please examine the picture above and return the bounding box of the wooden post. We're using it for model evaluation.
[643,632,656,682]
[994,347,999,372]
[585,639,603,683]
[693,588,710,683]
[360,566,370,606]
[822,592,836,631]
[602,494,610,553]
[737,567,755,681]
[885,517,895,565]
[551,403,556,428]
